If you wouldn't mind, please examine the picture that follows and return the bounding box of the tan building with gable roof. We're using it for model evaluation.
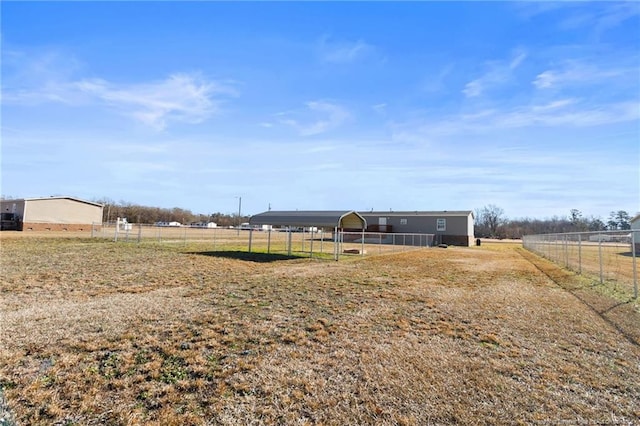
[0,196,103,231]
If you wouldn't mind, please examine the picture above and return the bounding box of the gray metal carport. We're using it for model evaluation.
[249,210,367,260]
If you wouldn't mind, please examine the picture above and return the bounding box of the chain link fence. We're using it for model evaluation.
[523,230,638,299]
[92,223,435,260]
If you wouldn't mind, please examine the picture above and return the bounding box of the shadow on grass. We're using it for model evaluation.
[188,250,306,263]
[618,251,638,258]
[518,248,639,347]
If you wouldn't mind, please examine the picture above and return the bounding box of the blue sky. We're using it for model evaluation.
[2,2,639,219]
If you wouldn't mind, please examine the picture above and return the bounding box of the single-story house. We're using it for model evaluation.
[190,222,217,228]
[0,196,104,231]
[358,210,475,246]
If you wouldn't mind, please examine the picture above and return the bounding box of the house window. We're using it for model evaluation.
[400,218,407,225]
[437,218,446,231]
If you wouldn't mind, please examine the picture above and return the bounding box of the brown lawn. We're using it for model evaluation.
[0,235,639,425]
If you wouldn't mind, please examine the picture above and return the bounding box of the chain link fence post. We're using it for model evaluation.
[578,233,582,274]
[598,237,604,284]
[267,228,271,254]
[632,230,638,299]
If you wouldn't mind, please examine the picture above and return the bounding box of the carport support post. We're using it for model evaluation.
[333,227,339,261]
[287,229,292,256]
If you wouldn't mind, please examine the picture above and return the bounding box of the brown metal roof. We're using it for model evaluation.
[249,210,367,229]
[361,210,474,218]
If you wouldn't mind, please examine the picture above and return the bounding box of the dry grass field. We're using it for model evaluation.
[1,233,639,425]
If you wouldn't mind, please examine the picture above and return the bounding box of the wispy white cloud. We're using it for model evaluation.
[530,98,576,111]
[532,60,635,90]
[558,2,640,34]
[104,142,170,155]
[306,145,336,154]
[421,64,454,93]
[2,50,237,130]
[277,101,351,136]
[515,2,639,34]
[2,48,84,89]
[394,98,639,141]
[73,73,236,130]
[372,103,387,114]
[317,35,376,64]
[532,71,556,90]
[512,2,571,20]
[462,49,527,98]
[2,84,85,105]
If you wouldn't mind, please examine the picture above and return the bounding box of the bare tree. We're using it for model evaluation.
[569,209,588,231]
[476,204,505,238]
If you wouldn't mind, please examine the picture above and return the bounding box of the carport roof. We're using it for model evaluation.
[249,210,367,229]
